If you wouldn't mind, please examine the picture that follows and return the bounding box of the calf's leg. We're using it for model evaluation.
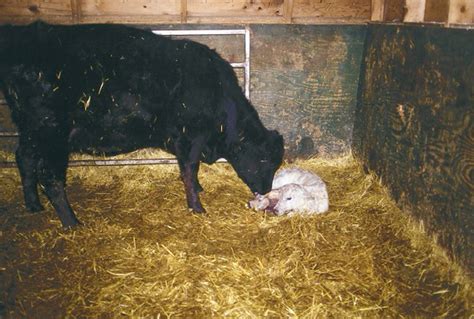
[15,140,44,212]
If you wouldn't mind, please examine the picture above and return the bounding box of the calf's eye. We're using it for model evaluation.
[286,197,292,200]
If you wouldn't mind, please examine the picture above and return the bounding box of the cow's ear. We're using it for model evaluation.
[270,130,284,145]
[268,130,284,161]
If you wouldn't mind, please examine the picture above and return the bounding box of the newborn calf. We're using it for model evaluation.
[249,167,329,216]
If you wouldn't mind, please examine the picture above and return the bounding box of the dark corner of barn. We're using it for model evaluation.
[351,23,474,276]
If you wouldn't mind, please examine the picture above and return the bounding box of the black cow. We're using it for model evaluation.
[0,22,284,227]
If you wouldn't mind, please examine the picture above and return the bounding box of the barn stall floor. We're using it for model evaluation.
[0,153,471,318]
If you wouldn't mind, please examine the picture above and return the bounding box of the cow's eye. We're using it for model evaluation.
[286,197,292,200]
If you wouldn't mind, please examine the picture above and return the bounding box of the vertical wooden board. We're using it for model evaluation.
[353,24,474,274]
[79,0,180,17]
[180,0,188,22]
[384,0,405,22]
[404,0,425,22]
[284,0,294,22]
[448,0,474,24]
[424,0,449,23]
[187,0,284,17]
[250,25,367,157]
[371,0,385,21]
[292,0,370,19]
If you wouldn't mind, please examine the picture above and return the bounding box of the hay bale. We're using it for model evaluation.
[0,154,471,318]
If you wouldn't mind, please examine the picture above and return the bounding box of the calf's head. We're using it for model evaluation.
[248,184,313,216]
[228,130,284,195]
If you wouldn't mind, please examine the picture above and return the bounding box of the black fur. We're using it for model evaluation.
[0,22,284,227]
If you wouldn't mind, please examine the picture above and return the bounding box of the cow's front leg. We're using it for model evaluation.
[15,138,44,212]
[180,161,205,213]
[36,141,80,227]
[175,135,206,213]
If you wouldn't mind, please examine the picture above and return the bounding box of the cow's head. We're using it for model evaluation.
[228,129,284,195]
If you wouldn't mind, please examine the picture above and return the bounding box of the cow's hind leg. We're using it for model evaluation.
[175,135,206,213]
[36,139,80,227]
[15,139,44,212]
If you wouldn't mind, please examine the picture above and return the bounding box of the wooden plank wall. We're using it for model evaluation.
[372,0,474,24]
[352,24,474,275]
[0,0,371,25]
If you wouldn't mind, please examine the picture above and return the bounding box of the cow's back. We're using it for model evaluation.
[1,22,232,156]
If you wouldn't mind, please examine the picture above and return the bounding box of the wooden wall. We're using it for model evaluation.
[0,0,371,25]
[251,25,366,157]
[372,0,474,25]
[352,24,474,274]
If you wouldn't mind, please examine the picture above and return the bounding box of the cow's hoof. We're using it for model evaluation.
[188,207,206,214]
[26,202,45,213]
[60,216,83,229]
[62,220,83,230]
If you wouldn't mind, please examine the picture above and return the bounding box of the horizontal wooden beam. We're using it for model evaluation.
[0,0,371,25]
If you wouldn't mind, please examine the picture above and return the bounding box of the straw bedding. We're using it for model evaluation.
[0,151,471,318]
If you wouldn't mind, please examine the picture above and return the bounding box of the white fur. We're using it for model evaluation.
[249,167,329,215]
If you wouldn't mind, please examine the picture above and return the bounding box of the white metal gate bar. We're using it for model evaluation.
[0,132,18,137]
[0,28,251,167]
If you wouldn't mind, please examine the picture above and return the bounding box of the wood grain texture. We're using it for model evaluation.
[353,24,474,275]
[0,0,74,24]
[80,0,180,17]
[284,0,294,23]
[293,0,370,19]
[424,0,449,23]
[0,0,370,24]
[448,0,474,24]
[187,0,284,17]
[404,0,425,22]
[384,0,405,22]
[371,0,385,21]
[181,0,188,22]
[0,0,72,16]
